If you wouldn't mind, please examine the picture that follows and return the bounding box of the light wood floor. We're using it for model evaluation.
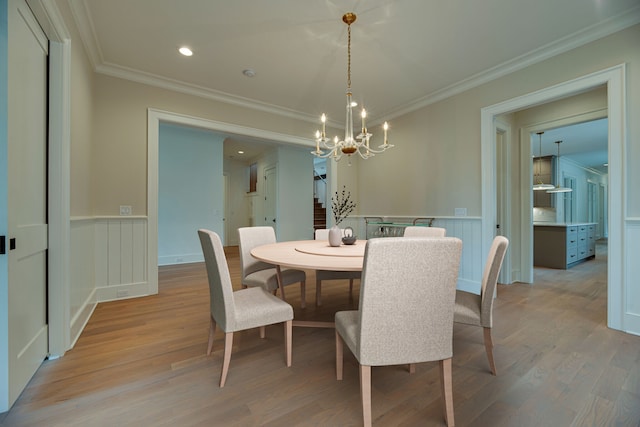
[2,241,639,426]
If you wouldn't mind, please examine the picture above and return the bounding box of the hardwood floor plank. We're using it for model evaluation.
[612,390,640,427]
[570,394,615,427]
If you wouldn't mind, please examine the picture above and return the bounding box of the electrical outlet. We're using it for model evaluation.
[119,205,132,216]
[116,289,129,298]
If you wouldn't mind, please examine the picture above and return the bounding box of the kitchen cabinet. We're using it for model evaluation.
[533,223,596,269]
[533,155,554,207]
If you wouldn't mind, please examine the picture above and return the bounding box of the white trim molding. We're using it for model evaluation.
[147,108,312,298]
[624,218,640,336]
[481,64,628,333]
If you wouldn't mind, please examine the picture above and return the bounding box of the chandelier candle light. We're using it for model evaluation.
[312,12,393,163]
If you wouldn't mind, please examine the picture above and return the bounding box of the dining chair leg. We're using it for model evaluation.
[439,358,455,427]
[335,331,344,380]
[360,364,372,427]
[207,315,216,356]
[300,280,306,308]
[315,279,322,306]
[483,327,497,375]
[259,326,266,339]
[220,332,234,387]
[285,320,292,367]
[275,265,286,302]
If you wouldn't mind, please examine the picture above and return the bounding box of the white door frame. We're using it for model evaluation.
[147,109,312,293]
[481,64,625,331]
[264,165,278,232]
[24,0,72,361]
[494,119,512,284]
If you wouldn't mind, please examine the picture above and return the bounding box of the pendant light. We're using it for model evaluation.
[533,131,554,191]
[547,140,573,193]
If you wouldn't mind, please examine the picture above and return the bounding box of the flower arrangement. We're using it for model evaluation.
[331,186,356,225]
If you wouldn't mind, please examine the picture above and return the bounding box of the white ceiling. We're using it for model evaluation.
[68,0,638,167]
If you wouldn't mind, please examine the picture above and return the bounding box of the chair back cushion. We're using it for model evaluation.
[238,226,277,278]
[403,226,446,237]
[198,229,237,331]
[357,237,462,366]
[480,236,509,327]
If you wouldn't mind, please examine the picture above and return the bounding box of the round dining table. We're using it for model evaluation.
[251,239,366,327]
[251,239,366,271]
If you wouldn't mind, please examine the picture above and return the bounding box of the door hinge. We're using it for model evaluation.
[0,236,5,255]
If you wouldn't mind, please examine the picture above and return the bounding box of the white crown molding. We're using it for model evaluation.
[70,1,640,124]
[95,61,320,125]
[27,0,70,42]
[382,4,640,121]
[68,0,323,126]
[67,0,104,69]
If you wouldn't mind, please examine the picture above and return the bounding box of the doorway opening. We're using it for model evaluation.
[481,64,625,331]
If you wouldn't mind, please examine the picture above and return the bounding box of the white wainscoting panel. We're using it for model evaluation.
[349,216,484,294]
[70,218,97,347]
[434,217,483,294]
[94,217,149,302]
[625,218,640,336]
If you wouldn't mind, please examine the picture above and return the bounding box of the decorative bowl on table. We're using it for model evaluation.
[341,226,356,245]
[342,236,357,245]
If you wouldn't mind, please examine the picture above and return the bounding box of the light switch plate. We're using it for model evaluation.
[119,205,132,216]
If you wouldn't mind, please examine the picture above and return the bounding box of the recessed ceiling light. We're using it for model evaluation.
[178,47,193,57]
[238,150,244,154]
[242,69,256,78]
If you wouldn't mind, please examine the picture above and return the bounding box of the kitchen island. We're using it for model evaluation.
[534,223,596,269]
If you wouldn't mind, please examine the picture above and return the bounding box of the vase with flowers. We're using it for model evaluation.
[329,186,356,246]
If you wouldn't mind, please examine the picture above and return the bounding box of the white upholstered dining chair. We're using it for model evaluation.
[238,226,307,308]
[313,228,361,305]
[335,237,462,427]
[198,229,293,387]
[454,235,508,375]
[403,226,446,237]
